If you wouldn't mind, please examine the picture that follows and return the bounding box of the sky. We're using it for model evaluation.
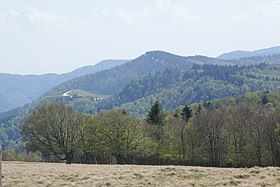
[0,0,280,75]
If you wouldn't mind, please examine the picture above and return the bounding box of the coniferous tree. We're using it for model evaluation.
[146,101,166,158]
[261,93,269,105]
[146,101,166,127]
[178,105,193,160]
[182,105,192,122]
[196,104,202,115]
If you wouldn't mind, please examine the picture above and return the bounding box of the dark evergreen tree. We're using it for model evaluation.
[196,104,202,116]
[146,101,166,126]
[182,105,192,122]
[146,101,166,151]
[261,93,269,105]
[178,105,192,160]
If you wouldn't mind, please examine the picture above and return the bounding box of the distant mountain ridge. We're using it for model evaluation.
[1,52,280,151]
[0,51,230,121]
[218,46,280,60]
[64,59,128,77]
[36,52,280,116]
[46,49,280,100]
[0,59,128,112]
[45,51,230,97]
[2,46,280,113]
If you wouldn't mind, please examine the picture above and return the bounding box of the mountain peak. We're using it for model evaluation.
[218,46,280,60]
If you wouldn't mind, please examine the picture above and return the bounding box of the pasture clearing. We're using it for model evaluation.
[2,161,280,187]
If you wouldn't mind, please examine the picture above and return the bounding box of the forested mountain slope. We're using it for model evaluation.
[1,52,280,151]
[111,63,280,116]
[0,51,228,122]
[34,63,280,116]
[0,59,128,112]
[46,51,229,96]
[3,59,280,120]
[2,49,280,114]
[45,52,280,100]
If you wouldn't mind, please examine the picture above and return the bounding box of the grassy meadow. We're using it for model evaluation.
[2,161,280,187]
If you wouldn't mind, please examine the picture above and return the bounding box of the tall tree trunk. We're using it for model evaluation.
[180,124,186,160]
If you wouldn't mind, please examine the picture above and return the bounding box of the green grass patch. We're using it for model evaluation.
[185,173,206,180]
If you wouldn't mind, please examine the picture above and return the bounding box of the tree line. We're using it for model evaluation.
[21,101,280,167]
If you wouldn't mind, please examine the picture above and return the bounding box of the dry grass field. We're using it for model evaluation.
[2,161,280,187]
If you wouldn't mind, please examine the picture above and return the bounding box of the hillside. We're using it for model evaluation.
[0,59,128,113]
[22,63,280,117]
[218,46,280,60]
[45,51,229,97]
[2,63,280,140]
[112,63,280,117]
[6,51,279,115]
[1,52,280,151]
[46,51,280,100]
[231,54,280,65]
[0,51,228,121]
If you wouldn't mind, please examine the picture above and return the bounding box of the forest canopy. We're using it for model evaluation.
[20,100,280,167]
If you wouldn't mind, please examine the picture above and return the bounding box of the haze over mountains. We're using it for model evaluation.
[218,46,280,60]
[0,59,128,112]
[1,46,280,114]
[1,47,280,117]
[47,51,230,96]
[1,46,280,152]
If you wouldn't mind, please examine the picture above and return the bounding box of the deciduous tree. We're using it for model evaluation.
[84,109,146,164]
[21,103,83,164]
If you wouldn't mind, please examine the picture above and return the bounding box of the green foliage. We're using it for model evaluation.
[48,51,193,96]
[261,93,269,105]
[21,103,84,164]
[83,110,151,163]
[146,101,166,126]
[0,60,127,113]
[162,115,187,160]
[145,100,167,153]
[182,105,192,121]
[185,173,206,180]
[104,63,280,117]
[2,96,280,167]
[2,149,41,162]
[276,124,280,147]
[2,57,280,159]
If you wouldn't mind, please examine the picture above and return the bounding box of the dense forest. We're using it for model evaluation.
[23,63,280,117]
[17,99,280,167]
[101,63,280,117]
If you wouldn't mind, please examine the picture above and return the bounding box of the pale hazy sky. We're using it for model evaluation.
[0,0,280,74]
